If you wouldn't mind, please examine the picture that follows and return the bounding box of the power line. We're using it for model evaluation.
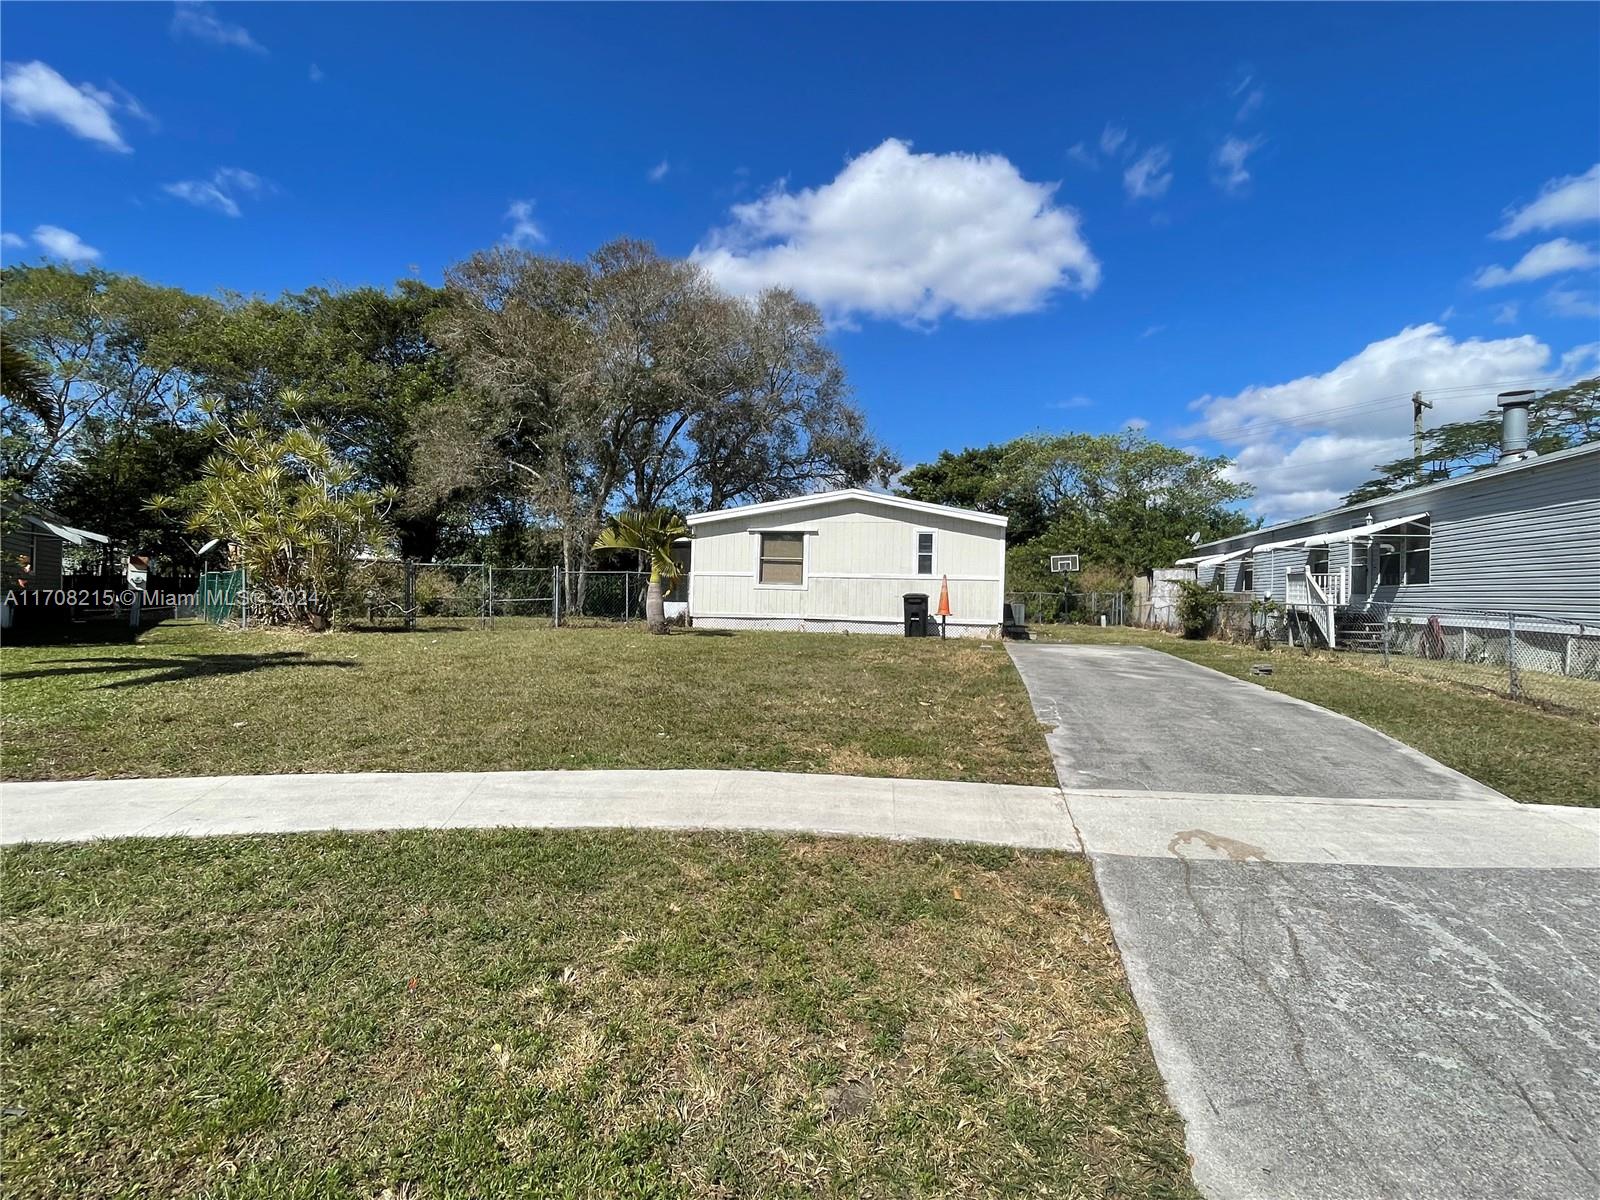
[1192,375,1570,444]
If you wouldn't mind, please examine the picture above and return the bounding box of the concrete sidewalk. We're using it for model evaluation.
[0,768,1079,850]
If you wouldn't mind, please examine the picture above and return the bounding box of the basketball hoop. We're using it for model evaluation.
[1049,554,1080,573]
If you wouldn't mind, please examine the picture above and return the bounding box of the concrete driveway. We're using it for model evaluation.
[1008,642,1600,1200]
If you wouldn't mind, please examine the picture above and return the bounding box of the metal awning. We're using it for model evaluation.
[1251,536,1309,553]
[1301,512,1429,547]
[1190,546,1253,570]
[21,515,109,545]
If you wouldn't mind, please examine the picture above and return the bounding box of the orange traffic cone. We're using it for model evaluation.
[936,575,951,638]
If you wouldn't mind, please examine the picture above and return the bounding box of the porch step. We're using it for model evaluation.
[1335,619,1386,651]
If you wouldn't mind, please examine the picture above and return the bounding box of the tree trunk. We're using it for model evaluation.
[645,570,667,634]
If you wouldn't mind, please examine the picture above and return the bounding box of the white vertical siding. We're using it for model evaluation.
[690,496,1006,634]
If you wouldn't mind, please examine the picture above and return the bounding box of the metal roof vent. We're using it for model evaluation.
[1496,390,1537,464]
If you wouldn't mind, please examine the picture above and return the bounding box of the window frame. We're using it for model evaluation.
[914,529,935,577]
[1236,554,1254,593]
[1375,519,1430,588]
[753,529,808,589]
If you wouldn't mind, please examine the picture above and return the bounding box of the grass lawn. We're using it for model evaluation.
[0,828,1198,1199]
[0,621,1055,786]
[1033,625,1600,808]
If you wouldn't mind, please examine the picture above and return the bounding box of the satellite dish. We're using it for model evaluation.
[197,538,221,556]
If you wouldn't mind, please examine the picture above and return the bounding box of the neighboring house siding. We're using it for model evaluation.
[1194,446,1600,624]
[3,530,63,590]
[690,496,1006,635]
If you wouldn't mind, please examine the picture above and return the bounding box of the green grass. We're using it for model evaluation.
[0,622,1055,786]
[0,828,1198,1199]
[1032,625,1600,807]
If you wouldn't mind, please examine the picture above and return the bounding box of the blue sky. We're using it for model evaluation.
[3,2,1597,518]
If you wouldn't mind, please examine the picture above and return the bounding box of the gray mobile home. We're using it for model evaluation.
[1179,392,1599,668]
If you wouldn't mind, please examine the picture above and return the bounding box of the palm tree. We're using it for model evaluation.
[593,509,688,634]
[1,333,53,422]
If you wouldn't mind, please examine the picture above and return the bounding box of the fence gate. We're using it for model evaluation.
[196,568,246,624]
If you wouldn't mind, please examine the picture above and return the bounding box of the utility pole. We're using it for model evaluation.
[1411,391,1433,482]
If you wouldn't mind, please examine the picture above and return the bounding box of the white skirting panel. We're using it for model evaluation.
[692,615,999,639]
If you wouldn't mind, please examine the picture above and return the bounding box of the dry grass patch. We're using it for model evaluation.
[1,829,1198,1199]
[0,622,1055,786]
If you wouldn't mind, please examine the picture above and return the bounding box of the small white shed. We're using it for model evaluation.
[685,489,1008,637]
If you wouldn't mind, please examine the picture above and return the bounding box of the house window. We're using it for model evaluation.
[915,531,934,575]
[1403,520,1431,585]
[757,531,805,586]
[1350,545,1369,595]
[1237,555,1253,592]
[1377,520,1430,586]
[1307,547,1329,576]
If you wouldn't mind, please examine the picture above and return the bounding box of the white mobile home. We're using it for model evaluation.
[685,489,1007,637]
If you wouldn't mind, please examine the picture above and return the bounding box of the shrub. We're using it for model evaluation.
[1175,580,1224,639]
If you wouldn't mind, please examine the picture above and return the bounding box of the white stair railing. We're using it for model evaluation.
[1286,566,1337,648]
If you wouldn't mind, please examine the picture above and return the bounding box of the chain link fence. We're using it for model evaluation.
[1005,590,1130,626]
[346,561,654,630]
[1215,599,1600,720]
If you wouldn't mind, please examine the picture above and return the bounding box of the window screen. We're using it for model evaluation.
[916,532,934,575]
[1237,556,1253,592]
[758,532,804,585]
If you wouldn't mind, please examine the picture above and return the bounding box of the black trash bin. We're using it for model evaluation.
[903,593,930,637]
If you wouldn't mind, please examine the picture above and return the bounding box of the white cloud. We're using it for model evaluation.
[504,199,545,247]
[1189,323,1570,519]
[1142,324,1165,338]
[1235,86,1265,122]
[0,60,132,152]
[32,224,101,261]
[1562,342,1600,376]
[648,160,670,183]
[171,1,266,53]
[0,231,25,249]
[1099,124,1129,157]
[1491,302,1519,325]
[163,167,264,217]
[1546,286,1600,319]
[1211,135,1264,195]
[692,138,1100,326]
[1049,395,1093,410]
[1123,146,1172,201]
[1473,237,1599,288]
[309,63,324,83]
[1066,141,1098,169]
[1125,416,1150,431]
[1493,164,1599,239]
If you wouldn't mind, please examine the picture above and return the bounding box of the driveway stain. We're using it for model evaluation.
[1168,828,1269,861]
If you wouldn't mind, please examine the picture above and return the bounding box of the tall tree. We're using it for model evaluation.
[1344,376,1599,504]
[418,239,893,581]
[897,444,1050,542]
[0,264,221,497]
[900,431,1254,589]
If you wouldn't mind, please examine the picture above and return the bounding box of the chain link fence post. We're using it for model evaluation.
[552,566,561,628]
[403,559,417,632]
[1381,606,1390,668]
[1507,612,1521,700]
